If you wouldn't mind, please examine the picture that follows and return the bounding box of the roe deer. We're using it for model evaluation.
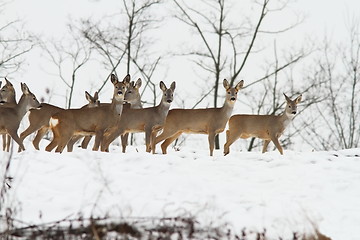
[0,78,16,105]
[223,93,302,155]
[19,91,100,151]
[45,74,128,153]
[0,78,17,151]
[101,81,176,152]
[77,78,143,152]
[0,83,41,151]
[152,79,244,156]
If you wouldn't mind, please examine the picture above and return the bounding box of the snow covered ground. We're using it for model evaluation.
[1,141,360,240]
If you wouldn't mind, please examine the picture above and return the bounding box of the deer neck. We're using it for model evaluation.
[15,95,31,119]
[110,98,124,116]
[156,100,171,117]
[279,110,295,129]
[130,98,142,109]
[220,99,235,119]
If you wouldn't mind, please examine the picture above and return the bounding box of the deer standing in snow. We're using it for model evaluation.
[45,74,128,153]
[101,81,176,152]
[152,79,244,156]
[0,78,17,151]
[0,83,42,152]
[77,78,143,152]
[19,91,100,151]
[223,94,302,155]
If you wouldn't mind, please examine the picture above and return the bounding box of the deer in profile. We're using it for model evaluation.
[0,83,41,151]
[76,78,143,152]
[152,79,244,156]
[45,74,128,153]
[223,93,302,155]
[19,91,100,151]
[0,78,17,151]
[101,81,176,152]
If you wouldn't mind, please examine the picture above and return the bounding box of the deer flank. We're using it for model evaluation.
[223,93,302,155]
[153,79,244,156]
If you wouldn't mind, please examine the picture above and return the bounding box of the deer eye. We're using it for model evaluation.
[128,91,132,93]
[227,91,230,94]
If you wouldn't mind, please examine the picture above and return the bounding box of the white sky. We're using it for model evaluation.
[2,0,360,108]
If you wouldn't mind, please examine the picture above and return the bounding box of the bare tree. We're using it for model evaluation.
[41,25,91,108]
[79,0,163,148]
[0,1,36,76]
[299,18,360,150]
[80,0,163,105]
[172,0,304,149]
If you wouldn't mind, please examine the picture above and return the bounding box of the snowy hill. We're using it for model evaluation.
[1,144,359,239]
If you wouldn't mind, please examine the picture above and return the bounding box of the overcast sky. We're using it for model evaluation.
[2,0,360,108]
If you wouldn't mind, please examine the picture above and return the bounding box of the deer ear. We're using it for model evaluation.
[170,81,176,91]
[283,93,291,102]
[21,83,30,94]
[135,78,142,89]
[85,91,91,102]
[160,81,167,91]
[5,78,13,87]
[111,74,118,84]
[295,94,302,103]
[122,74,131,85]
[223,79,230,89]
[236,80,244,90]
[94,91,99,100]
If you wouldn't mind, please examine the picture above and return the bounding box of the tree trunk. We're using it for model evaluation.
[214,75,220,149]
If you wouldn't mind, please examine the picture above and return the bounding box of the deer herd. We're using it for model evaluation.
[0,75,302,156]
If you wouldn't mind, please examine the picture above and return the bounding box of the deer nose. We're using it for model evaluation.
[230,97,236,101]
[118,91,123,95]
[167,99,172,103]
[292,111,296,114]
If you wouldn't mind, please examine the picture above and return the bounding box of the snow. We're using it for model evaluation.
[1,142,360,240]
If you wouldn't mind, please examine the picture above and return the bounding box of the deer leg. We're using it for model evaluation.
[160,132,182,154]
[270,136,283,155]
[66,135,82,152]
[93,130,104,151]
[20,123,41,143]
[54,130,73,153]
[32,127,49,150]
[81,136,92,149]
[223,130,240,156]
[208,132,216,156]
[7,129,25,152]
[45,126,62,152]
[45,138,57,152]
[101,128,121,152]
[150,125,163,154]
[121,133,129,153]
[2,134,6,151]
[6,135,11,152]
[262,140,271,153]
[154,126,178,148]
[145,127,153,153]
[55,140,68,153]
